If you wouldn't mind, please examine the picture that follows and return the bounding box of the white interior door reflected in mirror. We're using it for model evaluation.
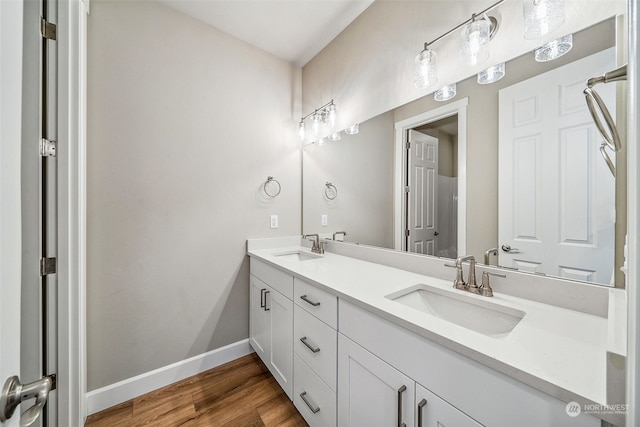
[407,130,438,255]
[498,48,616,286]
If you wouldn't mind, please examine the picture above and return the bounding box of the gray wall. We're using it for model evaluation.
[87,0,300,391]
[302,111,394,248]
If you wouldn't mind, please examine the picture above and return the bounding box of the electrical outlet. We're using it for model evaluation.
[321,214,328,226]
[270,215,278,229]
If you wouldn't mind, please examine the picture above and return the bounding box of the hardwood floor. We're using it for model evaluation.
[85,353,308,427]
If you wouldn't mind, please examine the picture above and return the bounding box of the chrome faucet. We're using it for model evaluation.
[303,234,324,254]
[446,255,479,294]
[484,248,498,265]
[332,231,347,241]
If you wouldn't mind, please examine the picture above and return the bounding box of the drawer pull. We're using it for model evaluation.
[260,288,267,308]
[264,290,270,311]
[300,391,320,414]
[417,399,427,427]
[397,385,407,427]
[300,295,320,307]
[300,336,320,353]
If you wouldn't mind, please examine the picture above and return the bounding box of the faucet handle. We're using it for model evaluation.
[479,272,506,297]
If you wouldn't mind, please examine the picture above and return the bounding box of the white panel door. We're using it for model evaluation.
[408,130,438,255]
[499,48,616,284]
[338,334,414,427]
[1,1,24,426]
[268,288,293,399]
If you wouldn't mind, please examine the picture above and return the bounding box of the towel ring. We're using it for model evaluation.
[325,182,337,200]
[263,176,281,198]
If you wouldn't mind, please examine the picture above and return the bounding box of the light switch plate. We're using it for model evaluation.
[321,214,328,226]
[270,215,278,229]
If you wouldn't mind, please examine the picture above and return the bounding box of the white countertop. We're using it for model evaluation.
[248,243,620,408]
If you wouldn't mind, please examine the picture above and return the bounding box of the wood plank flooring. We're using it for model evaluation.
[85,353,308,427]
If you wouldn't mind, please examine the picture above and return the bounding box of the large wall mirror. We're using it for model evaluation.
[302,14,627,288]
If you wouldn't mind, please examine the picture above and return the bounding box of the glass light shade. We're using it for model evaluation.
[534,34,572,62]
[460,17,490,67]
[414,48,438,89]
[345,124,359,135]
[326,104,337,129]
[328,132,341,141]
[434,83,456,102]
[477,62,506,84]
[523,0,565,40]
[317,138,326,147]
[298,121,306,141]
[311,113,320,138]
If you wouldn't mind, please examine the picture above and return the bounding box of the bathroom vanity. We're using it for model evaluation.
[247,237,625,427]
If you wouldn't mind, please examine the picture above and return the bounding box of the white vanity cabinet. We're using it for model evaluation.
[293,278,338,427]
[338,334,415,427]
[249,259,294,399]
[415,383,482,427]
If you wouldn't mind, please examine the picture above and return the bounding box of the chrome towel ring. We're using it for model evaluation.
[325,182,337,200]
[263,176,281,198]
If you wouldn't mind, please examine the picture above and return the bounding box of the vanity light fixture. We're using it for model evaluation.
[434,83,457,101]
[477,62,506,84]
[523,0,565,40]
[413,0,503,90]
[298,99,338,141]
[344,124,359,135]
[534,34,572,62]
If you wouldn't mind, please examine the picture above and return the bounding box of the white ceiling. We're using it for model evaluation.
[159,0,375,67]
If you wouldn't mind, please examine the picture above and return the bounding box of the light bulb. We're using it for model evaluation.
[298,121,306,141]
[328,132,341,141]
[414,48,438,89]
[317,138,326,147]
[460,16,490,67]
[312,113,320,138]
[326,104,337,129]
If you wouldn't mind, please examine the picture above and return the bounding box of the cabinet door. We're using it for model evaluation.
[415,383,483,427]
[268,287,294,399]
[338,334,414,427]
[249,275,270,361]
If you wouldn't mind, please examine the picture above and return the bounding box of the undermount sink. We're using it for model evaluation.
[386,284,525,338]
[273,250,322,261]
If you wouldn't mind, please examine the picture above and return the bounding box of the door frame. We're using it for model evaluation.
[54,0,88,425]
[393,98,468,254]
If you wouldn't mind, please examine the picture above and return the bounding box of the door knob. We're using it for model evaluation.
[0,375,53,426]
[433,231,439,236]
[501,244,520,253]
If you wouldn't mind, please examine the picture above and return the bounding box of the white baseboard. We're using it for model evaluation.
[86,339,253,415]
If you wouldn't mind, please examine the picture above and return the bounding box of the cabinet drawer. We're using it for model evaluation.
[294,305,337,391]
[294,278,337,328]
[294,354,337,427]
[251,258,293,299]
[416,383,482,427]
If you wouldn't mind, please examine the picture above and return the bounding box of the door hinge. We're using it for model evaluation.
[405,141,411,150]
[405,229,410,237]
[405,186,410,193]
[40,257,57,276]
[47,374,57,390]
[40,138,56,157]
[40,18,57,40]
